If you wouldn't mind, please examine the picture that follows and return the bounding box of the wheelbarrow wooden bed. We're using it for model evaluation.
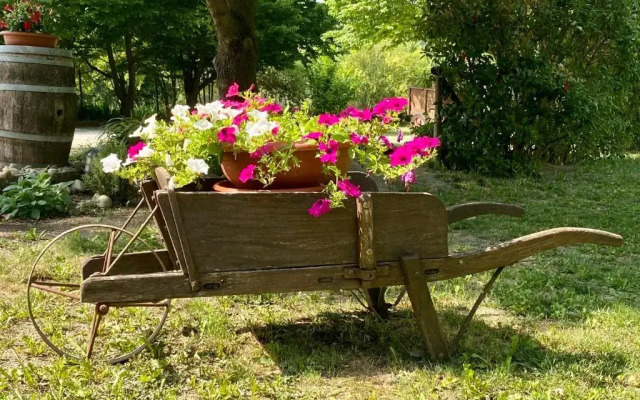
[26,174,623,363]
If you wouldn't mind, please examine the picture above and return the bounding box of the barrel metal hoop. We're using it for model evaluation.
[0,45,73,58]
[0,129,73,143]
[0,54,75,68]
[0,84,76,94]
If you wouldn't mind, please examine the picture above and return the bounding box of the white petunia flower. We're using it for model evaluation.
[183,139,191,151]
[101,153,122,173]
[130,114,158,138]
[246,119,278,137]
[122,157,135,166]
[137,145,155,158]
[186,158,209,175]
[165,154,173,166]
[194,119,213,131]
[247,109,269,121]
[198,101,225,120]
[219,107,243,121]
[171,105,191,121]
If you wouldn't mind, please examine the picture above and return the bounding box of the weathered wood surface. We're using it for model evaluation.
[82,250,172,280]
[357,194,376,289]
[156,191,449,276]
[447,202,524,224]
[81,227,622,304]
[0,46,76,166]
[401,255,449,361]
[421,227,622,280]
[140,180,180,268]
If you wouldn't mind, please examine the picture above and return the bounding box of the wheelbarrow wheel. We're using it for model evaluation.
[27,224,171,364]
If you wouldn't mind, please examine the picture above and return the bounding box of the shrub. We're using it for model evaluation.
[424,0,640,175]
[307,56,355,113]
[0,172,71,220]
[83,139,138,205]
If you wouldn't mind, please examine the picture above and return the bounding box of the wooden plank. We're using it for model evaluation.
[421,227,623,281]
[140,180,180,268]
[447,202,524,224]
[357,194,376,263]
[81,250,172,280]
[154,191,449,275]
[81,263,406,304]
[401,255,449,361]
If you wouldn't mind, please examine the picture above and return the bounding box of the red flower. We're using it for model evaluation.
[4,4,12,12]
[0,20,6,30]
[23,20,32,31]
[31,11,41,23]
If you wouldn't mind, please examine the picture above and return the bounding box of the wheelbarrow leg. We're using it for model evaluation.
[401,255,449,361]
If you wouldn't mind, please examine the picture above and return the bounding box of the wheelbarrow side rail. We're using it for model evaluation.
[80,227,622,304]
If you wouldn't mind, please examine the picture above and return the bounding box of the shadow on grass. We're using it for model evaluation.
[247,308,629,383]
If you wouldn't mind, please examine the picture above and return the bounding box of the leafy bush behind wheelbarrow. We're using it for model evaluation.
[0,172,72,220]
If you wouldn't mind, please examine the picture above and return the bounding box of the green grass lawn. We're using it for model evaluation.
[1,155,639,399]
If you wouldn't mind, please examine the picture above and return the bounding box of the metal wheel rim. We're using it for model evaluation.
[27,223,171,364]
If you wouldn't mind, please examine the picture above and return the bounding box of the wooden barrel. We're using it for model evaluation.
[0,45,76,166]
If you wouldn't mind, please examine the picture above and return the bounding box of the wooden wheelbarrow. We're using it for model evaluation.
[26,174,622,363]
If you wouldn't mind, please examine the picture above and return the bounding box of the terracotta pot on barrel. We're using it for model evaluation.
[220,142,351,190]
[0,45,76,166]
[0,31,60,48]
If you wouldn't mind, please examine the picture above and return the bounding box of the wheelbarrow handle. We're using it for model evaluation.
[423,227,623,281]
[447,202,525,224]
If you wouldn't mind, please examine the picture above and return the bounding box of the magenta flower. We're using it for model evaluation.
[388,97,408,112]
[372,99,390,116]
[303,131,323,140]
[307,198,331,217]
[407,136,441,156]
[350,132,369,145]
[217,126,238,144]
[272,125,280,135]
[318,113,340,126]
[239,164,256,183]
[222,99,250,109]
[260,103,283,113]
[318,139,339,164]
[250,143,276,159]
[226,82,239,98]
[340,107,373,122]
[381,115,393,125]
[337,179,362,197]
[254,96,267,106]
[127,141,146,159]
[389,146,414,166]
[380,136,393,149]
[233,113,248,126]
[402,170,416,184]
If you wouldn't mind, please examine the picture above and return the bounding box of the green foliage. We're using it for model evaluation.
[307,56,355,113]
[258,64,309,106]
[338,42,431,108]
[0,172,71,220]
[0,0,47,32]
[83,133,138,205]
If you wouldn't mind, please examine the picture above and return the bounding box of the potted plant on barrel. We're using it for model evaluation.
[0,1,58,48]
[101,84,441,217]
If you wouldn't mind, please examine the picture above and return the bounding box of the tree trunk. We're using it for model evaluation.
[206,0,258,98]
[106,38,136,117]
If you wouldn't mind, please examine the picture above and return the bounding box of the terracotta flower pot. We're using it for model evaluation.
[0,31,59,48]
[221,141,351,190]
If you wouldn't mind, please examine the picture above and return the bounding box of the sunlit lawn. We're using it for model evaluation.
[1,155,639,399]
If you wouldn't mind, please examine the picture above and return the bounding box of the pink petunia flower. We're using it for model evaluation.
[217,126,238,144]
[389,146,414,166]
[250,143,277,159]
[233,113,248,126]
[381,115,393,125]
[337,179,362,197]
[318,139,339,164]
[402,170,416,184]
[388,97,408,112]
[127,141,146,159]
[260,103,283,114]
[372,99,390,116]
[318,113,340,126]
[222,99,250,109]
[226,82,239,98]
[271,125,280,135]
[350,132,369,145]
[407,136,441,156]
[303,131,323,140]
[239,164,256,183]
[380,136,393,149]
[307,198,331,217]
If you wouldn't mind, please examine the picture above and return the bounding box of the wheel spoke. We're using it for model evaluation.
[31,283,80,301]
[103,230,117,273]
[31,281,80,288]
